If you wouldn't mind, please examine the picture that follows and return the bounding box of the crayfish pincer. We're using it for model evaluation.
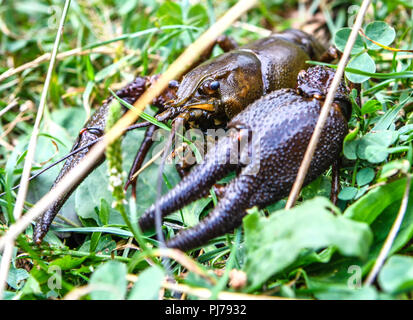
[139,66,351,251]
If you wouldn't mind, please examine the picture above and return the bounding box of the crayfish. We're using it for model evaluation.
[32,29,350,251]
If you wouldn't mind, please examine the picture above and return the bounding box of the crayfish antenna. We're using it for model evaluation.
[138,135,239,232]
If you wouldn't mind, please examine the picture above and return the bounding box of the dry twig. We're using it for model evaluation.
[285,0,372,209]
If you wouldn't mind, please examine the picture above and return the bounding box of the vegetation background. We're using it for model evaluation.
[0,0,412,300]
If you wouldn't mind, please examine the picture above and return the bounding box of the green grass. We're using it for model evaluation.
[0,0,413,300]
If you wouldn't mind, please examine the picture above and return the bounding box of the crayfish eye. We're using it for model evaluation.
[210,81,220,90]
[168,80,179,89]
[198,80,220,95]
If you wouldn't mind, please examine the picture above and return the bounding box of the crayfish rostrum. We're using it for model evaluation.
[33,29,349,251]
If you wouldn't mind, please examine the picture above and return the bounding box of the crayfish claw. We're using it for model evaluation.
[138,135,239,232]
[165,174,256,251]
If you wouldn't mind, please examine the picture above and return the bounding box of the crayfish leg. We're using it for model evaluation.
[124,124,157,197]
[330,158,341,206]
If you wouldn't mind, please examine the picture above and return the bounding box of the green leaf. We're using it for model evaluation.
[79,235,117,254]
[356,168,375,186]
[357,130,398,163]
[3,291,16,300]
[83,81,95,110]
[55,226,133,237]
[361,100,381,115]
[355,185,369,199]
[90,261,127,300]
[111,91,171,131]
[306,184,413,298]
[343,139,359,160]
[367,188,413,264]
[20,275,42,297]
[118,0,139,15]
[307,280,379,300]
[7,267,29,290]
[181,197,211,227]
[75,163,113,223]
[188,4,208,27]
[373,94,411,131]
[398,124,413,136]
[90,232,102,252]
[345,53,376,83]
[243,197,372,290]
[334,28,365,54]
[364,21,396,50]
[344,178,408,224]
[301,175,331,200]
[364,145,389,163]
[379,160,410,180]
[371,131,398,147]
[338,187,358,201]
[128,265,165,300]
[50,256,87,271]
[6,39,28,52]
[378,255,413,294]
[99,199,110,226]
[50,107,87,138]
[344,125,359,143]
[85,56,95,81]
[157,0,183,26]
